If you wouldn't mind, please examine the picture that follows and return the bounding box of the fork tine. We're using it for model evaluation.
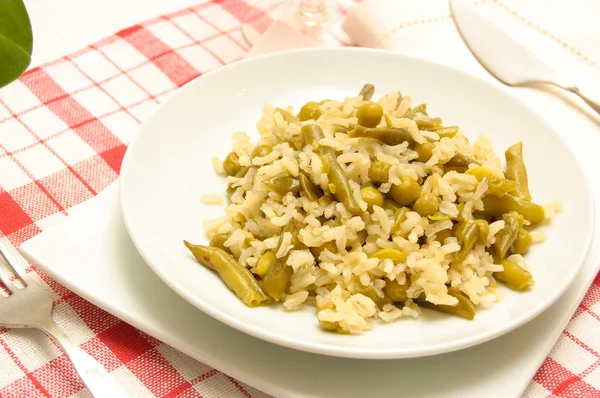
[0,269,13,295]
[0,238,30,284]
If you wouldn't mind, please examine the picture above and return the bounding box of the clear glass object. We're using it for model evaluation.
[240,0,343,47]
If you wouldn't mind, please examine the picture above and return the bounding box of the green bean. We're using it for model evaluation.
[487,179,519,197]
[360,186,384,210]
[444,153,478,171]
[356,103,384,128]
[256,251,275,276]
[348,125,414,146]
[474,219,489,246]
[183,242,270,307]
[495,259,534,290]
[210,234,230,253]
[505,142,532,201]
[478,194,545,225]
[264,176,301,195]
[455,220,479,263]
[389,176,420,206]
[234,166,249,178]
[252,144,272,158]
[297,102,322,121]
[382,199,401,213]
[383,279,409,302]
[299,172,321,201]
[223,152,242,176]
[359,84,375,101]
[466,166,494,182]
[231,212,246,225]
[414,142,434,162]
[368,161,391,184]
[403,104,427,119]
[330,124,349,134]
[391,207,411,235]
[493,212,522,261]
[275,107,301,125]
[415,117,443,131]
[302,124,363,216]
[428,212,452,221]
[262,220,305,300]
[511,228,533,255]
[371,248,407,263]
[323,150,363,215]
[413,193,439,217]
[310,241,337,259]
[436,126,460,138]
[434,228,452,243]
[416,287,475,320]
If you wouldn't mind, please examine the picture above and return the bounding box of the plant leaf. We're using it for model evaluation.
[0,0,33,88]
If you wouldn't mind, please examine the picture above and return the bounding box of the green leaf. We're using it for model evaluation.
[0,0,33,88]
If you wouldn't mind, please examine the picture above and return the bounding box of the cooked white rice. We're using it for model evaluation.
[200,89,559,334]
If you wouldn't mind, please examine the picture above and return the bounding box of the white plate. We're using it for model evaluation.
[19,183,600,398]
[119,48,594,359]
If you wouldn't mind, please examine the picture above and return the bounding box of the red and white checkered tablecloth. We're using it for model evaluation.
[0,1,599,397]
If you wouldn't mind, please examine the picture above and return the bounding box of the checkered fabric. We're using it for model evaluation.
[0,0,599,396]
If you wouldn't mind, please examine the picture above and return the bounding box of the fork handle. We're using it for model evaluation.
[39,318,128,398]
[568,86,600,116]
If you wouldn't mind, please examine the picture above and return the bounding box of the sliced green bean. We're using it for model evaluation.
[299,172,322,201]
[455,220,479,263]
[495,259,534,290]
[264,176,301,195]
[359,84,375,101]
[371,248,407,263]
[262,220,305,301]
[252,144,272,158]
[416,287,475,320]
[478,194,545,225]
[276,107,301,125]
[210,234,230,253]
[302,124,362,216]
[487,179,520,197]
[505,142,532,201]
[493,212,522,261]
[348,125,414,146]
[184,242,270,307]
[415,117,443,131]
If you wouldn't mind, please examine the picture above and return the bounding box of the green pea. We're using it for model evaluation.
[252,144,272,158]
[389,176,420,206]
[413,193,439,217]
[360,186,384,210]
[223,152,242,176]
[356,103,384,128]
[414,142,434,162]
[368,161,391,184]
[298,102,322,121]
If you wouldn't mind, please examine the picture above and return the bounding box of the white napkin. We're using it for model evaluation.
[250,0,600,90]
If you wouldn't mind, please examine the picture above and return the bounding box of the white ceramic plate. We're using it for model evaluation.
[119,48,594,359]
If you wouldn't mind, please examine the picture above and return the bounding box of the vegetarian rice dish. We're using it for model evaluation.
[184,84,559,334]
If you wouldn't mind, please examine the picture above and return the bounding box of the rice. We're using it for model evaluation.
[200,193,224,205]
[194,86,558,334]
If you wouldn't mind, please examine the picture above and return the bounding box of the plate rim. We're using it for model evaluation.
[119,46,596,359]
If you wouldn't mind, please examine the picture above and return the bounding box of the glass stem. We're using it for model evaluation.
[297,0,328,27]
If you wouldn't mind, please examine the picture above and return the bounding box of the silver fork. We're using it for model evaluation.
[0,239,128,398]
